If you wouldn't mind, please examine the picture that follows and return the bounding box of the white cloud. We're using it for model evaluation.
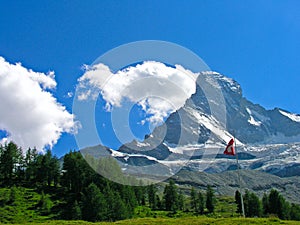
[0,57,77,152]
[66,91,73,98]
[78,61,198,125]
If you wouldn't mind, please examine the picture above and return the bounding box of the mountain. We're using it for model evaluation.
[157,71,300,145]
[172,169,300,204]
[81,71,300,195]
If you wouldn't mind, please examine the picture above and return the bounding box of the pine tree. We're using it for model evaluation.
[36,154,47,185]
[290,203,300,221]
[15,146,25,184]
[163,180,178,212]
[190,187,197,212]
[177,189,184,211]
[104,185,130,221]
[148,184,157,210]
[235,190,242,214]
[0,142,20,185]
[266,189,290,219]
[155,194,162,210]
[24,147,38,185]
[133,186,146,205]
[243,190,251,217]
[112,193,128,221]
[206,185,216,213]
[50,154,60,187]
[243,190,262,217]
[279,196,290,220]
[197,191,205,215]
[33,150,61,187]
[262,192,269,215]
[81,183,106,222]
[268,189,280,215]
[61,151,94,194]
[120,185,137,217]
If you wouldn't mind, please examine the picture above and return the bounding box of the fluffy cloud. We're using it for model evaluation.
[78,61,198,125]
[0,57,77,152]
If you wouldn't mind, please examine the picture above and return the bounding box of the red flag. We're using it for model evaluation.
[224,138,235,155]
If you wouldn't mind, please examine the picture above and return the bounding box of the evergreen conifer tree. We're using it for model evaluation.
[235,190,242,214]
[148,184,157,210]
[163,180,178,212]
[82,183,106,222]
[190,187,197,212]
[197,191,205,215]
[206,185,216,213]
[262,192,269,215]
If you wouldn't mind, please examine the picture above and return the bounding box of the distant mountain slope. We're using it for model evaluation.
[81,144,300,204]
[173,169,300,204]
[80,71,300,195]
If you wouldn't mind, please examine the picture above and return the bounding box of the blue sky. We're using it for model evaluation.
[0,0,299,156]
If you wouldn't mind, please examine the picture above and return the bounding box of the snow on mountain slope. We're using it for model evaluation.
[246,108,262,126]
[159,142,300,176]
[187,107,243,146]
[279,110,300,123]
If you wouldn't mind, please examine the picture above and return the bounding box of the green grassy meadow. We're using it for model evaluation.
[1,187,300,225]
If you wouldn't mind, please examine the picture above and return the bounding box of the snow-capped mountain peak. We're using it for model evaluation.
[81,71,300,181]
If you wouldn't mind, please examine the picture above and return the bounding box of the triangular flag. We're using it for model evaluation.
[224,138,235,155]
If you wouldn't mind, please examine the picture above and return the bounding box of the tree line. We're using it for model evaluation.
[0,141,300,222]
[0,142,216,221]
[0,142,143,221]
[235,189,300,220]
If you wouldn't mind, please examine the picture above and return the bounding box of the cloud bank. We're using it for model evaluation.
[78,61,199,125]
[0,57,77,152]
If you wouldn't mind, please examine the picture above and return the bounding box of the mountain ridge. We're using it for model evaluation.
[80,71,300,196]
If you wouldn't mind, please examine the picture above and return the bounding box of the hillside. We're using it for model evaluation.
[173,169,300,204]
[1,187,300,224]
[0,187,61,223]
[1,143,300,223]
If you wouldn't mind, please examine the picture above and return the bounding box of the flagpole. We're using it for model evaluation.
[234,136,245,218]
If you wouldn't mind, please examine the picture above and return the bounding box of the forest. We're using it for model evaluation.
[0,141,300,223]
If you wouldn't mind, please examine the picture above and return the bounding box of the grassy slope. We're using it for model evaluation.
[0,187,59,223]
[0,188,300,224]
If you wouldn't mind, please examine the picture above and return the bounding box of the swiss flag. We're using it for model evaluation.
[224,138,235,155]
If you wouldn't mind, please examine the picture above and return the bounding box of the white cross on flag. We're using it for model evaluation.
[224,138,235,155]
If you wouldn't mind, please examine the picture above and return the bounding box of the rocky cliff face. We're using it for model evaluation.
[161,71,300,146]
